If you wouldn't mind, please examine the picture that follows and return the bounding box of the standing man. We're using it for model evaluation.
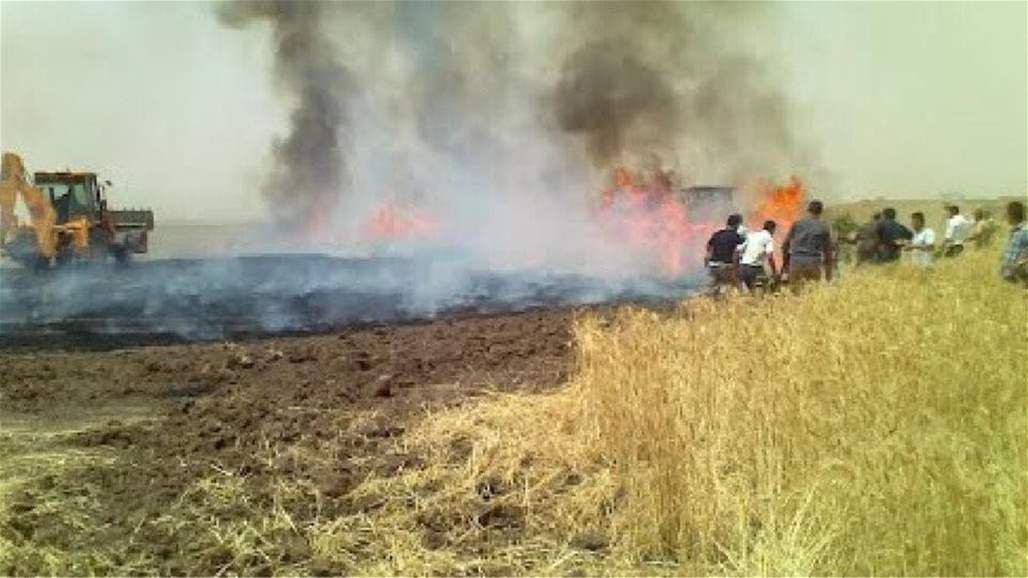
[738,220,778,293]
[905,212,936,267]
[942,205,971,257]
[705,214,745,296]
[874,207,913,263]
[1000,201,1028,284]
[783,200,833,288]
[967,208,998,249]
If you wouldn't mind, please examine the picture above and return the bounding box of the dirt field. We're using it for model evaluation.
[0,307,584,575]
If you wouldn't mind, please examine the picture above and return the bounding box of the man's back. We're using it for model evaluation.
[875,219,913,261]
[1002,223,1028,281]
[786,217,830,260]
[909,227,936,266]
[708,228,743,264]
[972,218,998,248]
[946,214,971,244]
[740,229,773,266]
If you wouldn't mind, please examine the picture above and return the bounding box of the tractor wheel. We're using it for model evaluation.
[110,243,131,265]
[88,227,113,261]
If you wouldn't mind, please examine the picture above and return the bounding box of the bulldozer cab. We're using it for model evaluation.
[33,172,103,225]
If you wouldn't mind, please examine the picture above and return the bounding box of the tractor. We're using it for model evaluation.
[1,152,154,269]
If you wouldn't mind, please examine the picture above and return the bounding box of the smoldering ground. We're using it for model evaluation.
[0,256,694,347]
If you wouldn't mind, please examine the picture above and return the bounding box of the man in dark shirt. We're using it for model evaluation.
[705,214,744,295]
[783,200,833,287]
[874,207,913,262]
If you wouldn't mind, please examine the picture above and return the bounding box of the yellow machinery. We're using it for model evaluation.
[0,152,154,268]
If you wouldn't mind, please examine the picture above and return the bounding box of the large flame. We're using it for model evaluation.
[747,176,805,265]
[289,168,803,278]
[750,176,805,234]
[599,166,711,276]
[600,169,806,277]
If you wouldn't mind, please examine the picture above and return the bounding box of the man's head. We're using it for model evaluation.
[911,212,925,231]
[763,220,777,235]
[872,212,882,221]
[973,208,986,221]
[883,207,897,220]
[727,214,742,229]
[807,200,824,217]
[1007,201,1025,226]
[947,205,960,217]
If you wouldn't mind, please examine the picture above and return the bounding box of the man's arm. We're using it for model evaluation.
[764,237,778,277]
[782,225,795,272]
[733,233,746,264]
[736,235,748,263]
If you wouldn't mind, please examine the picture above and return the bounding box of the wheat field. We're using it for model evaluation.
[338,244,1026,575]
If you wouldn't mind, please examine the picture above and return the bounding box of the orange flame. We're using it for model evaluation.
[363,202,437,241]
[751,176,805,234]
[748,176,805,265]
[599,166,711,276]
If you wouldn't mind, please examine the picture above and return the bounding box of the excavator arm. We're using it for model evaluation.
[1,152,58,259]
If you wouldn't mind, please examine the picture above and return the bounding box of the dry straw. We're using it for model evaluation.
[356,246,1026,574]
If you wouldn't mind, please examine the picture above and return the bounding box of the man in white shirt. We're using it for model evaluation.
[943,205,972,257]
[905,211,936,266]
[738,220,778,292]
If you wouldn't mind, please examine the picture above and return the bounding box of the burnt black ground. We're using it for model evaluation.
[0,254,698,350]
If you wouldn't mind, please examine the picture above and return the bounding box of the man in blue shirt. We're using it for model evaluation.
[1001,201,1028,284]
[874,207,913,262]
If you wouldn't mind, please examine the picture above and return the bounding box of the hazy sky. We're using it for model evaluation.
[1,1,1025,222]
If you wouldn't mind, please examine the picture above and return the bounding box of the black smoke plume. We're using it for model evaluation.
[550,2,808,180]
[217,0,350,232]
[555,42,678,167]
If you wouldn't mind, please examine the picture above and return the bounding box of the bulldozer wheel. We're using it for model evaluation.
[110,243,130,265]
[89,227,113,261]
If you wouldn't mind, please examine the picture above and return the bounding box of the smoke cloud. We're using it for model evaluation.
[2,2,814,343]
[548,2,805,180]
[216,1,814,274]
[217,0,351,233]
[555,42,678,167]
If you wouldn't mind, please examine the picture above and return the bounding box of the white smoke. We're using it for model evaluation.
[222,1,818,278]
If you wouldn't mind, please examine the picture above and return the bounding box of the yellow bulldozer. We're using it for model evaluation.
[0,152,154,268]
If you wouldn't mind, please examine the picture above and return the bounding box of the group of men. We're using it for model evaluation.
[854,204,1002,266]
[704,199,1028,293]
[704,200,834,295]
